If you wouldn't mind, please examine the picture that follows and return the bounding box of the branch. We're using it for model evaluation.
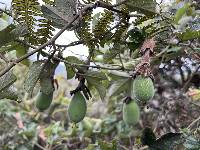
[187,115,200,130]
[0,1,131,77]
[16,39,130,71]
[0,3,95,77]
[56,18,124,48]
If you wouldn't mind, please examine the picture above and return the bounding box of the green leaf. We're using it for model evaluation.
[55,0,76,17]
[39,60,59,95]
[15,44,30,66]
[108,78,130,97]
[65,56,84,79]
[24,60,45,94]
[150,133,183,150]
[98,140,117,150]
[0,70,17,92]
[0,86,18,100]
[121,0,157,16]
[108,70,130,80]
[184,136,200,150]
[0,41,18,52]
[41,2,76,29]
[92,13,101,30]
[11,24,29,37]
[0,24,15,48]
[65,65,75,79]
[84,70,107,81]
[103,44,124,63]
[86,77,106,101]
[0,18,9,31]
[174,3,190,24]
[177,30,200,41]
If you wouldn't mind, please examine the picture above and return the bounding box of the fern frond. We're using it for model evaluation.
[76,11,94,49]
[93,10,114,38]
[12,0,54,45]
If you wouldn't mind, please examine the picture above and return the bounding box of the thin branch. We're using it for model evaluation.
[0,3,92,77]
[56,18,124,48]
[53,55,131,71]
[187,115,200,129]
[16,39,130,71]
[0,0,131,76]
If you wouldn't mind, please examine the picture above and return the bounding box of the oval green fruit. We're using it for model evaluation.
[68,92,87,123]
[123,100,140,126]
[133,75,155,101]
[35,91,53,111]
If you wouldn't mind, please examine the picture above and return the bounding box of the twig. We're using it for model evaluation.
[56,18,124,48]
[187,115,200,129]
[0,3,89,77]
[16,39,130,71]
[0,0,131,77]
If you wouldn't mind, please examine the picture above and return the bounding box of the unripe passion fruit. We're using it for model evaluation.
[123,100,140,126]
[133,75,155,101]
[35,91,53,111]
[68,92,87,124]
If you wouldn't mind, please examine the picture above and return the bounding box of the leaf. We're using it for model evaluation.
[108,70,130,80]
[150,133,183,150]
[0,86,18,100]
[184,136,200,150]
[10,24,29,37]
[24,60,45,94]
[0,24,15,48]
[55,0,76,16]
[0,18,9,31]
[177,30,200,41]
[86,77,106,101]
[41,3,76,29]
[108,78,130,97]
[0,70,17,92]
[15,44,30,66]
[84,70,107,81]
[92,13,101,30]
[174,3,190,24]
[39,60,59,95]
[64,56,84,79]
[41,5,67,28]
[0,41,18,52]
[122,0,157,17]
[98,140,117,150]
[103,44,124,63]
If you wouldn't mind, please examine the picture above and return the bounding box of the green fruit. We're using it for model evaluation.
[68,92,87,123]
[123,100,140,126]
[133,75,155,101]
[35,91,53,111]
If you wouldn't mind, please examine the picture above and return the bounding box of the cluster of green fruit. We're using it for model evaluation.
[34,75,154,126]
[123,75,155,126]
[35,89,87,124]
